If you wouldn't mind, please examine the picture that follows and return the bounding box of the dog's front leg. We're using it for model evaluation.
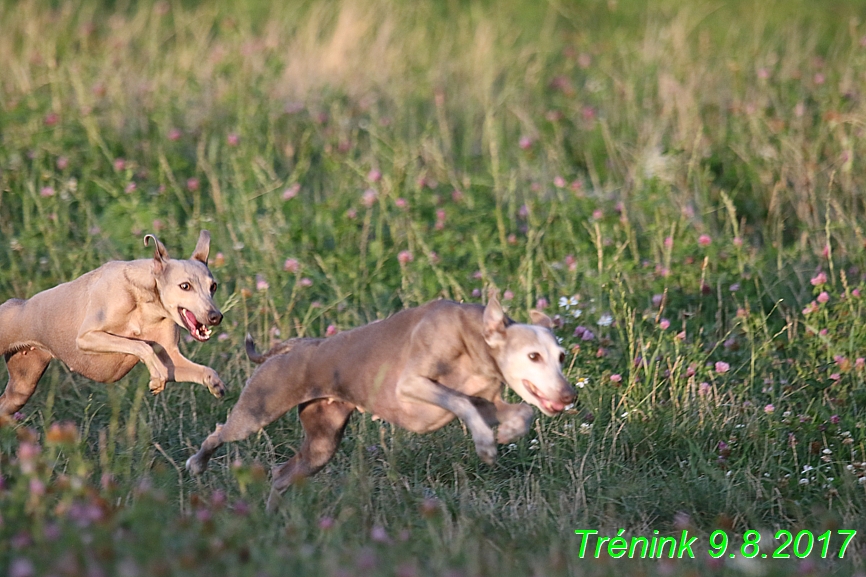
[162,346,226,398]
[493,395,535,444]
[76,330,169,393]
[396,374,497,464]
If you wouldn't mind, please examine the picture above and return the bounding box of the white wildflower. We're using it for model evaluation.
[559,295,579,310]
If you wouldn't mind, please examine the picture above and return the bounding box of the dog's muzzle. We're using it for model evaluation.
[207,310,223,326]
[179,307,219,342]
[560,386,576,406]
[523,380,576,414]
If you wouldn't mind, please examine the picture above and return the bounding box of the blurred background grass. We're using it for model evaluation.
[2,0,866,575]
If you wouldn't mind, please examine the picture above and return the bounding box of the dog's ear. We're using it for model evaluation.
[529,310,554,330]
[190,230,211,265]
[144,234,170,274]
[482,293,507,348]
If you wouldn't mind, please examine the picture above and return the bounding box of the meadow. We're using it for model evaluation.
[1,0,866,574]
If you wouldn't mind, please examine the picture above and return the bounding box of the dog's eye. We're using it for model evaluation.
[179,282,191,291]
[210,282,218,294]
[559,352,565,364]
[528,352,541,362]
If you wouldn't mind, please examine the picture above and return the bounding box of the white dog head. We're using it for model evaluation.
[482,294,575,415]
[146,230,223,342]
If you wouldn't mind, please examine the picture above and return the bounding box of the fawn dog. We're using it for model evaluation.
[0,230,225,416]
[186,294,575,510]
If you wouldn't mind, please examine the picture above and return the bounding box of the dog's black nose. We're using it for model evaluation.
[560,388,576,405]
[207,310,223,326]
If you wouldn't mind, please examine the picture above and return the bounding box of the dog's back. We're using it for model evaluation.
[245,334,327,364]
[0,262,123,358]
[240,301,495,424]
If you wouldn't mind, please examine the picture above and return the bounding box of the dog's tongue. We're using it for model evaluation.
[543,399,566,413]
[183,308,199,329]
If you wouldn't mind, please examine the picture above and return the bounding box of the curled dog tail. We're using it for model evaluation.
[245,334,303,364]
[244,334,267,364]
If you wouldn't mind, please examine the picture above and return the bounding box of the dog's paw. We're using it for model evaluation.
[476,443,497,465]
[496,406,534,444]
[204,369,226,398]
[185,454,205,475]
[474,432,497,465]
[497,420,528,444]
[148,377,167,395]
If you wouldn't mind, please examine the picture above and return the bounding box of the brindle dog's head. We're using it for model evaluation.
[482,293,575,416]
[144,230,222,342]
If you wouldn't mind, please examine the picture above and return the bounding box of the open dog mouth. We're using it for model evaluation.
[522,379,566,414]
[179,307,213,342]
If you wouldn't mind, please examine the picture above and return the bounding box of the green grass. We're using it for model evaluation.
[2,0,866,575]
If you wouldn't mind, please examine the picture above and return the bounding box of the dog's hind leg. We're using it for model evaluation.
[266,398,354,512]
[0,349,52,416]
[185,407,270,476]
[186,363,313,475]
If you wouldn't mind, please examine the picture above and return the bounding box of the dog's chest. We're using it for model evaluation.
[66,353,141,383]
[387,402,460,433]
[115,311,172,340]
[380,374,501,434]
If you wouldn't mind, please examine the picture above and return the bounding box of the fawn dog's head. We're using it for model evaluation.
[145,230,222,342]
[482,293,575,416]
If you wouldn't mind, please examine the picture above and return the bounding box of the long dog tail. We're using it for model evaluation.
[245,334,303,364]
[244,334,267,363]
